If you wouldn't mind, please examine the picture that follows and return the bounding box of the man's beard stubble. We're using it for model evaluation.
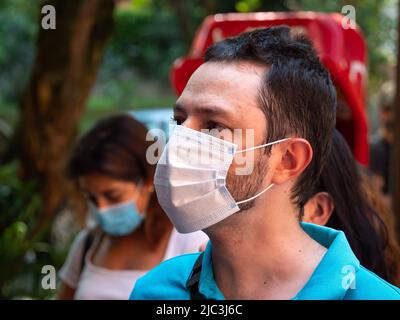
[225,150,270,212]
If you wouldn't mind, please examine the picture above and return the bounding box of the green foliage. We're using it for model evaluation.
[0,162,69,299]
[131,0,152,11]
[0,0,395,113]
[92,5,187,109]
[0,163,40,228]
[92,0,396,111]
[0,0,39,105]
[287,0,397,92]
[236,0,263,12]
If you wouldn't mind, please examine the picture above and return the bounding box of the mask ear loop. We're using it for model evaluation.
[236,183,275,205]
[235,138,290,205]
[235,138,290,153]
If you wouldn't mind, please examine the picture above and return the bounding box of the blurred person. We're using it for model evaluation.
[130,27,400,300]
[369,93,393,201]
[303,129,400,286]
[57,114,208,300]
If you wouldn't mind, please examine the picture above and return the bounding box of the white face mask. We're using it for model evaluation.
[154,125,288,233]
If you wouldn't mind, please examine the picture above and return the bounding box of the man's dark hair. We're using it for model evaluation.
[204,25,337,208]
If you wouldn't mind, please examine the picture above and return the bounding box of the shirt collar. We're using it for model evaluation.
[199,240,225,299]
[198,222,360,300]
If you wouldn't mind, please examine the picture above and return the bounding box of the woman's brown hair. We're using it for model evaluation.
[359,169,400,286]
[68,113,172,246]
[312,130,390,281]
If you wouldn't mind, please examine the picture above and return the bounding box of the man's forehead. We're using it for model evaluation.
[178,61,266,107]
[190,60,266,85]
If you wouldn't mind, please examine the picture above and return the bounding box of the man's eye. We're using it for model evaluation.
[206,121,225,131]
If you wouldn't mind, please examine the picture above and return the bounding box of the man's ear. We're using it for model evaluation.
[303,192,334,226]
[271,138,313,185]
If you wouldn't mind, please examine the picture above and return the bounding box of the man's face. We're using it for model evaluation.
[173,61,272,210]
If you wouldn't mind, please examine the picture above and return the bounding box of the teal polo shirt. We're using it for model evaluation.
[130,222,400,300]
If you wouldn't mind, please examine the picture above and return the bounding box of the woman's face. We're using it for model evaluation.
[79,173,152,214]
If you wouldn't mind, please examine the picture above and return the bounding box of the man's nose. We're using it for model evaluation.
[181,117,202,132]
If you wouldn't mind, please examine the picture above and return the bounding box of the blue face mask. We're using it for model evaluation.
[90,201,144,236]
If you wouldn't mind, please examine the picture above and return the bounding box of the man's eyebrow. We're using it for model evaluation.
[174,102,231,117]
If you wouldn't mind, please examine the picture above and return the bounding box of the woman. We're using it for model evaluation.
[57,114,208,299]
[303,129,400,285]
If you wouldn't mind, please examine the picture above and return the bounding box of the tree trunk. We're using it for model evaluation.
[169,0,193,47]
[18,0,115,232]
[392,0,400,240]
[199,0,215,15]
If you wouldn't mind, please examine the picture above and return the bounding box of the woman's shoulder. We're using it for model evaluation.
[73,228,91,245]
[58,228,100,288]
[165,229,209,257]
[70,227,99,252]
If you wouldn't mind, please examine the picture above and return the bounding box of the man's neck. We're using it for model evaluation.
[206,206,327,300]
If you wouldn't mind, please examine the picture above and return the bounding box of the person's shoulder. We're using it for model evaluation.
[72,228,90,243]
[130,252,201,300]
[58,228,97,288]
[345,266,400,300]
[71,226,99,246]
[169,229,209,256]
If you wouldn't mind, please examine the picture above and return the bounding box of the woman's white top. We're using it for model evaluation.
[58,228,208,300]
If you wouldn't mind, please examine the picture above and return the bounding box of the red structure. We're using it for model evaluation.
[170,12,369,165]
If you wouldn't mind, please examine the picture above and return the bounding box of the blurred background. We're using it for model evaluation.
[0,0,399,299]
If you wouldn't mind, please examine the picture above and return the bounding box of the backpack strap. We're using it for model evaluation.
[80,230,95,274]
[186,252,210,300]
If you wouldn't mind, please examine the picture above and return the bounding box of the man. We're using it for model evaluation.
[130,26,400,299]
